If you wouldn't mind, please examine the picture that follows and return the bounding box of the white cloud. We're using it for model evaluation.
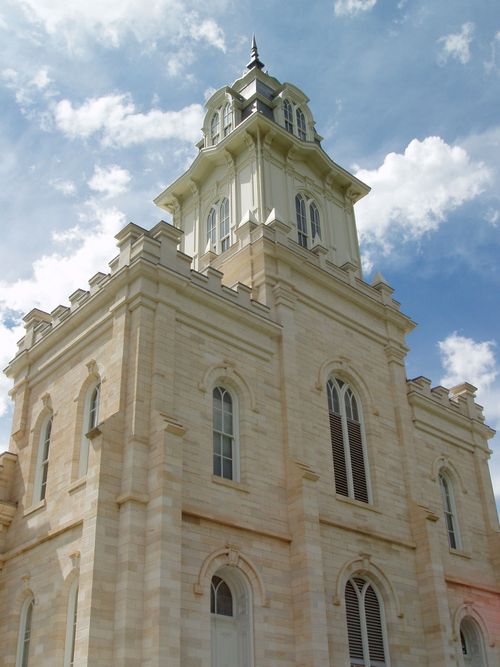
[334,0,377,17]
[51,179,76,196]
[0,202,125,417]
[53,94,204,146]
[354,136,491,254]
[88,164,131,198]
[439,333,497,391]
[484,208,499,226]
[31,68,51,89]
[16,0,227,52]
[1,66,56,115]
[438,22,474,65]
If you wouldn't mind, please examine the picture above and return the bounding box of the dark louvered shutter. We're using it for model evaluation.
[347,419,368,503]
[330,411,349,497]
[364,585,386,665]
[345,580,364,663]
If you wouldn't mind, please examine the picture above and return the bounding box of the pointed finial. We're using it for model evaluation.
[247,35,264,71]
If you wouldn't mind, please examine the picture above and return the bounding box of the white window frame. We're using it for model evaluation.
[439,471,461,550]
[64,580,79,667]
[33,415,52,503]
[206,198,231,254]
[212,385,240,482]
[294,194,322,249]
[327,377,372,504]
[345,577,390,667]
[16,596,34,667]
[282,98,308,140]
[78,381,101,478]
[222,102,232,137]
[211,111,220,145]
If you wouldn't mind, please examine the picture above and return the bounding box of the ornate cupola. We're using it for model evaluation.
[154,39,370,298]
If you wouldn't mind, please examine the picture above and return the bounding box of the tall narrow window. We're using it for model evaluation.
[223,103,232,137]
[460,618,487,666]
[220,198,230,252]
[309,201,321,241]
[439,472,460,549]
[79,382,101,477]
[211,112,220,145]
[64,581,79,667]
[283,99,293,134]
[345,577,388,667]
[16,597,34,667]
[213,387,236,481]
[327,378,370,503]
[295,194,308,248]
[206,199,231,254]
[296,107,306,140]
[34,416,52,503]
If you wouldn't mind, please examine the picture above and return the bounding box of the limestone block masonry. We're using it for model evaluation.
[1,43,499,667]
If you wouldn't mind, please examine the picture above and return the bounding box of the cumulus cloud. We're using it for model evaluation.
[88,164,131,198]
[354,136,491,254]
[334,0,377,17]
[0,202,125,417]
[51,179,76,196]
[438,22,474,65]
[53,94,204,146]
[1,67,55,112]
[439,333,497,390]
[16,0,226,52]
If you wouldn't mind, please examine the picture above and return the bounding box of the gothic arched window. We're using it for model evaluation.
[460,617,487,666]
[212,386,237,481]
[283,99,293,134]
[206,198,231,254]
[16,596,34,667]
[295,194,321,249]
[345,577,388,667]
[34,415,52,503]
[79,382,100,477]
[439,471,460,549]
[211,112,220,145]
[296,107,306,140]
[327,377,370,503]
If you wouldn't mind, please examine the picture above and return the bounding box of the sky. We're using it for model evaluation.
[0,0,499,511]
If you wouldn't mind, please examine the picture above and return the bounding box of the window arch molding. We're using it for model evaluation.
[431,455,468,495]
[333,556,403,621]
[198,362,258,414]
[452,604,494,660]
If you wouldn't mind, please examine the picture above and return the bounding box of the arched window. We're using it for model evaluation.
[296,107,306,140]
[283,99,293,134]
[345,577,388,667]
[460,617,487,667]
[64,580,79,667]
[211,112,220,145]
[439,471,460,549]
[16,596,34,667]
[222,103,232,137]
[33,415,52,503]
[212,386,237,481]
[79,382,100,477]
[295,194,321,248]
[206,198,231,254]
[210,569,252,667]
[327,378,370,503]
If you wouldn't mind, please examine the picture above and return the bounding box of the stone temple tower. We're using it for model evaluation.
[1,40,499,667]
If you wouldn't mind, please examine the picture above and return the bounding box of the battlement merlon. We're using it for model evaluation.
[407,376,495,444]
[5,221,273,373]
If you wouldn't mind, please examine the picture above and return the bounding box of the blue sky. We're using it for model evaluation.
[0,0,499,510]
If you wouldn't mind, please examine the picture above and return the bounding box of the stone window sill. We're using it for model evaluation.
[449,547,471,559]
[335,493,381,514]
[68,477,87,494]
[23,498,46,517]
[211,475,250,494]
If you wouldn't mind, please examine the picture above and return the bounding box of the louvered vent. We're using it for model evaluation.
[345,580,364,663]
[347,419,368,503]
[365,585,386,665]
[330,411,348,496]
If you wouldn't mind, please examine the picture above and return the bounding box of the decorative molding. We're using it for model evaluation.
[430,455,468,494]
[314,356,378,416]
[333,555,404,619]
[198,361,258,413]
[451,602,495,647]
[193,545,269,607]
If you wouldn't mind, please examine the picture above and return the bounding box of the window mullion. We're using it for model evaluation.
[340,389,355,498]
[359,587,371,667]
